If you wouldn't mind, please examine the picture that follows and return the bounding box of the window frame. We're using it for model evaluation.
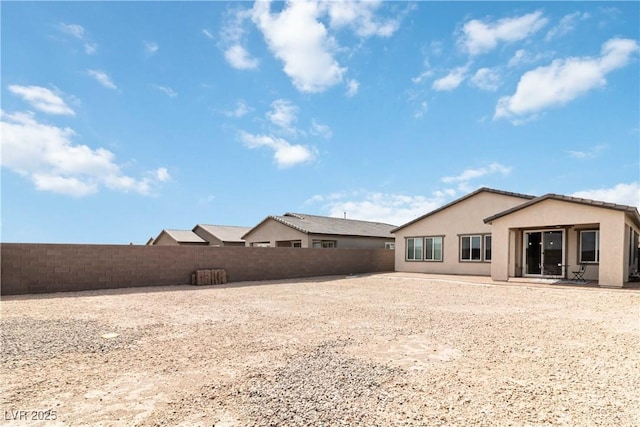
[312,240,337,248]
[405,237,423,261]
[424,236,444,262]
[460,235,482,262]
[579,230,600,264]
[459,234,492,262]
[484,235,492,261]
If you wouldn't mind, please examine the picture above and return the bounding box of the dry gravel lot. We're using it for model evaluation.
[1,273,639,426]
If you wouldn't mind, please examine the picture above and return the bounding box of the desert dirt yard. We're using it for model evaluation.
[1,273,639,426]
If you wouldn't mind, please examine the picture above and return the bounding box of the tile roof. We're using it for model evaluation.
[245,213,396,238]
[160,229,207,243]
[484,193,640,224]
[391,187,536,233]
[195,224,251,243]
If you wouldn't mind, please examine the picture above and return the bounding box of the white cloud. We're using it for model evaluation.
[545,12,590,41]
[202,29,214,40]
[267,99,299,131]
[153,85,178,97]
[470,67,501,91]
[345,79,359,97]
[324,0,400,37]
[507,49,550,69]
[59,23,85,39]
[252,0,346,93]
[566,144,607,159]
[432,66,467,91]
[306,190,450,226]
[87,70,117,90]
[224,44,259,70]
[442,162,513,191]
[414,101,428,118]
[238,131,317,168]
[224,100,252,118]
[0,110,169,197]
[144,41,159,56]
[310,119,332,139]
[460,11,548,55]
[508,49,529,68]
[495,38,639,122]
[220,8,259,70]
[411,69,433,84]
[59,22,97,54]
[571,182,640,210]
[8,85,75,116]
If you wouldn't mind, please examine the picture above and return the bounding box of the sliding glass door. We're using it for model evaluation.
[524,230,565,278]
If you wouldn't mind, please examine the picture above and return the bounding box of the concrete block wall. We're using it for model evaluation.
[0,244,395,295]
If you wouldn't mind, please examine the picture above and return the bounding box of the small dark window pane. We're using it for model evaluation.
[485,236,492,261]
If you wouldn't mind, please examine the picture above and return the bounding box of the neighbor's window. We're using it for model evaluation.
[580,230,599,263]
[484,235,492,261]
[406,237,423,260]
[460,235,482,261]
[313,240,336,248]
[424,236,443,261]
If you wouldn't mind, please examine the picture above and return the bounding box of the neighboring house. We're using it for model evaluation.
[192,224,251,247]
[152,229,208,246]
[242,212,396,249]
[393,187,640,288]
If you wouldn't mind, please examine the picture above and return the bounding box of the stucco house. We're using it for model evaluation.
[151,229,208,246]
[151,224,250,246]
[392,188,640,288]
[242,212,396,249]
[192,224,251,247]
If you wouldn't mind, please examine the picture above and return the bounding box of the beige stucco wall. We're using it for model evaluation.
[153,233,179,246]
[244,219,308,247]
[394,191,531,275]
[489,199,634,288]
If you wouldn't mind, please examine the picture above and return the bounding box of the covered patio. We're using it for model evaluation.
[485,194,640,288]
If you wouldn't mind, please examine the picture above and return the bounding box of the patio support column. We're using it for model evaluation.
[491,225,510,281]
[598,216,626,288]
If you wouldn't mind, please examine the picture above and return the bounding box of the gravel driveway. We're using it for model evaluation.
[1,273,638,426]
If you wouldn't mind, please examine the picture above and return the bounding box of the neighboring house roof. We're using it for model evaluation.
[484,193,640,225]
[391,187,536,233]
[243,212,396,239]
[155,229,207,244]
[194,224,251,243]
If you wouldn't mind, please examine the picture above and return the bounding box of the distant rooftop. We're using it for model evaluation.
[159,229,207,243]
[484,193,640,224]
[249,212,396,238]
[195,224,251,243]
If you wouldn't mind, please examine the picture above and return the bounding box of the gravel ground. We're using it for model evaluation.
[1,273,639,426]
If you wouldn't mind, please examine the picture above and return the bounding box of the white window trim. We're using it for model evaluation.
[484,235,492,262]
[406,237,423,261]
[460,235,483,262]
[424,236,443,262]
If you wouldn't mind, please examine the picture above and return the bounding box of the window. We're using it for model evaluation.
[313,240,336,248]
[385,242,395,250]
[460,235,482,261]
[580,230,599,263]
[424,237,443,261]
[406,238,423,260]
[484,235,492,261]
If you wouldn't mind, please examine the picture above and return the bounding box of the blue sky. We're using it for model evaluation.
[1,1,639,244]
